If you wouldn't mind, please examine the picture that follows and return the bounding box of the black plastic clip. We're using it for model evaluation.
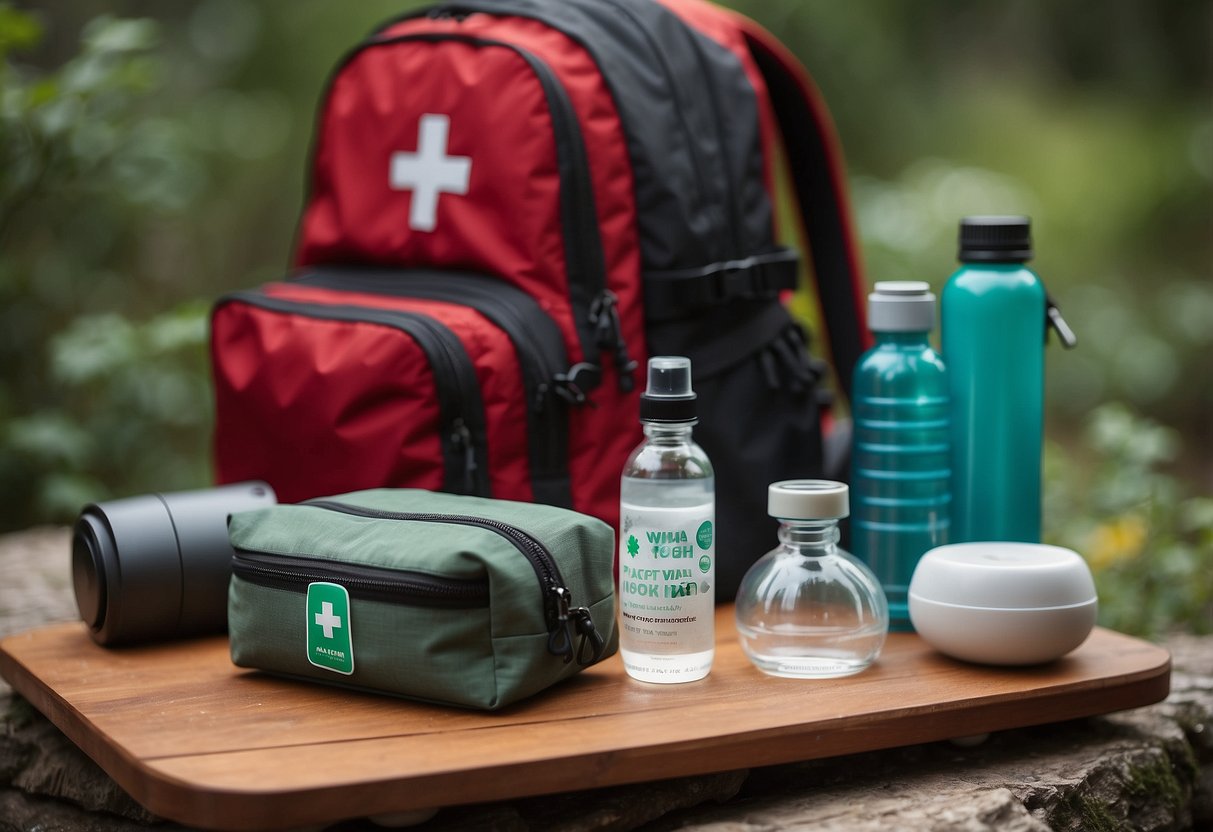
[1046,294,1077,349]
[449,419,477,493]
[589,291,638,393]
[570,607,605,667]
[550,363,602,409]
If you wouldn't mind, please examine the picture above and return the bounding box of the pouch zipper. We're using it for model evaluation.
[345,31,635,393]
[292,267,579,507]
[216,291,491,497]
[304,498,606,666]
[232,551,489,609]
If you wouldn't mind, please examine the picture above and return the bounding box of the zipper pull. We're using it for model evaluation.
[545,587,605,666]
[1046,294,1077,349]
[570,606,605,667]
[546,586,577,663]
[549,363,602,409]
[589,291,638,394]
[450,419,477,493]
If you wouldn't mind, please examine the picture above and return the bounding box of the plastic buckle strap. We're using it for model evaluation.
[715,261,753,303]
[644,247,800,318]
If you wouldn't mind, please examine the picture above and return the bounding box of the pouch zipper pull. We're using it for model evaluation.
[450,419,477,492]
[589,290,638,393]
[1046,294,1077,349]
[544,586,605,667]
[570,606,605,667]
[546,586,577,663]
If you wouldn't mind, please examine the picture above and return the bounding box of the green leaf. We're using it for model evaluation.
[146,304,208,353]
[38,472,108,520]
[0,5,43,57]
[26,77,58,107]
[50,313,137,384]
[1179,498,1213,535]
[4,413,93,469]
[81,16,159,55]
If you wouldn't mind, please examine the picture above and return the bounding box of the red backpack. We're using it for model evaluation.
[211,0,869,597]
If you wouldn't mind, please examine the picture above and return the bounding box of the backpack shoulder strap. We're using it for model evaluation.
[733,17,870,404]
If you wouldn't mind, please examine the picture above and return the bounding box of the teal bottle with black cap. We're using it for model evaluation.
[851,282,950,632]
[942,216,1075,544]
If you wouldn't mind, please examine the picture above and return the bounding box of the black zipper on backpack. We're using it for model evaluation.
[303,498,606,666]
[216,291,491,497]
[529,39,638,393]
[346,31,636,394]
[292,268,579,508]
[231,551,490,609]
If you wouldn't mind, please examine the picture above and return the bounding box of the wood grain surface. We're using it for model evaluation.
[0,606,1170,831]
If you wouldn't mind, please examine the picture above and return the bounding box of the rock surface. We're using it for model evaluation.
[0,528,1209,831]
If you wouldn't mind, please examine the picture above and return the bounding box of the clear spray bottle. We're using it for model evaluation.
[619,356,715,683]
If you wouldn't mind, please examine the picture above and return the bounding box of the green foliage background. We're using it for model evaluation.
[2,1,1210,633]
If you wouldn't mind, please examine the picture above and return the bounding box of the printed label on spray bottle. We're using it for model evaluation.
[619,502,715,661]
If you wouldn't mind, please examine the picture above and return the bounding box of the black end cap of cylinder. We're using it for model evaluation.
[72,512,111,631]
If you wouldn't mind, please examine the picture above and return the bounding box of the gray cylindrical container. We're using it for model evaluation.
[72,481,276,645]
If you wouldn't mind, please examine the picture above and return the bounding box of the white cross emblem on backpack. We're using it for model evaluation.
[389,113,472,232]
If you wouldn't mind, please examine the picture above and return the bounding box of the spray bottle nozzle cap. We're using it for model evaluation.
[645,356,692,397]
[639,356,697,422]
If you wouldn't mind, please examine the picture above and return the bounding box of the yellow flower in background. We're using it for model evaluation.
[1085,514,1148,572]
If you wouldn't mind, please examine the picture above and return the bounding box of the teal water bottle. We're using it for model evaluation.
[851,282,950,632]
[942,216,1074,543]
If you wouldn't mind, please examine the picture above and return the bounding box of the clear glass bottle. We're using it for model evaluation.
[735,480,888,679]
[619,356,715,684]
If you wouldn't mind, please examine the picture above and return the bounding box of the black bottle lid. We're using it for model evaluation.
[958,215,1033,263]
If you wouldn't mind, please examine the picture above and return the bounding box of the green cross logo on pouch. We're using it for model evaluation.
[306,582,354,675]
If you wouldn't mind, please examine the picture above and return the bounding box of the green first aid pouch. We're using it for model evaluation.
[227,489,617,710]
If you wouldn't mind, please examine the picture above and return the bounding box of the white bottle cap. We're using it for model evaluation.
[767,480,849,520]
[867,281,936,332]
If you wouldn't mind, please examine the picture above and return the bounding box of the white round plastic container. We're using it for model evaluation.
[908,542,1098,665]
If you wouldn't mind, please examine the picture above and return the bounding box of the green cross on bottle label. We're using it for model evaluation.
[306,582,354,675]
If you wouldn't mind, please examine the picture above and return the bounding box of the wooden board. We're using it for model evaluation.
[0,607,1169,831]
